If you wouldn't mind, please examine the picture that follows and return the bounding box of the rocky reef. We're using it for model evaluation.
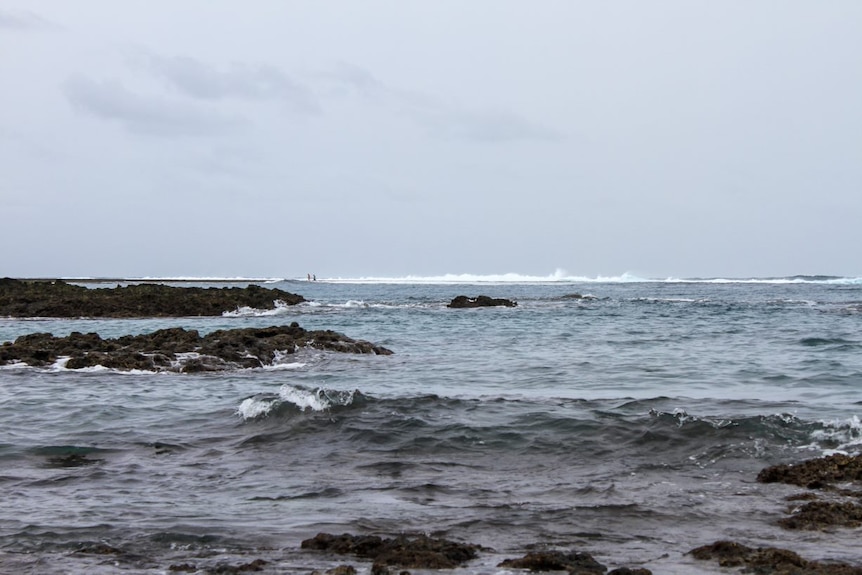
[447,295,517,308]
[690,540,862,574]
[301,532,481,571]
[0,323,392,371]
[756,453,862,531]
[301,533,656,574]
[0,278,304,317]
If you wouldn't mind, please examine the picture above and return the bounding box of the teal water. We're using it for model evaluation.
[1,280,861,573]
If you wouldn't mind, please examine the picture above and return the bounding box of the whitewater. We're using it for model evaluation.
[1,276,862,574]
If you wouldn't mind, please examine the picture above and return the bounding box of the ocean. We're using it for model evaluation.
[1,275,861,574]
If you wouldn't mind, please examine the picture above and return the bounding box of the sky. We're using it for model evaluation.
[2,1,861,280]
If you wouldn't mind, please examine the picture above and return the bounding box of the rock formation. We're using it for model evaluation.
[0,278,304,317]
[0,323,392,371]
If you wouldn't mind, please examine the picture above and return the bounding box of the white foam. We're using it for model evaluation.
[236,385,360,420]
[809,415,862,454]
[237,395,278,419]
[278,385,332,411]
[222,299,293,317]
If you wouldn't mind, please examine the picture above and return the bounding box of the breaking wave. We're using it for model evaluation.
[237,384,365,420]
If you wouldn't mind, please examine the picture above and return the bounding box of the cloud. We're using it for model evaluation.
[135,54,320,115]
[325,62,562,143]
[63,75,244,137]
[0,9,56,30]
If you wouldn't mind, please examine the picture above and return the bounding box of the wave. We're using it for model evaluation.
[222,299,296,317]
[287,271,862,285]
[28,273,860,286]
[237,384,365,420]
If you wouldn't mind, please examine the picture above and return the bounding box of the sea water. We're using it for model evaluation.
[1,277,861,574]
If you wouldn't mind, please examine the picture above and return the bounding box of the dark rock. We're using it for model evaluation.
[168,564,197,573]
[209,559,268,573]
[301,532,479,570]
[561,293,596,300]
[608,569,652,575]
[0,278,305,317]
[311,566,357,575]
[47,453,103,468]
[778,500,862,530]
[447,295,517,308]
[1,324,392,371]
[757,453,862,488]
[690,540,862,574]
[497,550,606,573]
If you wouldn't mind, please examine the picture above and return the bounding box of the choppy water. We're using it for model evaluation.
[2,279,862,574]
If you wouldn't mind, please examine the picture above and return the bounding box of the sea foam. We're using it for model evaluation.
[237,384,361,420]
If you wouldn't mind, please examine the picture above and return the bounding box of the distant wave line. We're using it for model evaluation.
[14,273,862,286]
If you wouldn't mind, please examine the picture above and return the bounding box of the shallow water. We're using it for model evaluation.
[2,280,862,573]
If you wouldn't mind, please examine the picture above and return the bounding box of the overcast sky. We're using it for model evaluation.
[2,1,860,279]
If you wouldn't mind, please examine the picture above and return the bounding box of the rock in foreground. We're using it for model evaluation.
[0,323,392,371]
[690,540,862,574]
[757,453,862,489]
[447,295,517,308]
[301,532,480,570]
[0,278,305,317]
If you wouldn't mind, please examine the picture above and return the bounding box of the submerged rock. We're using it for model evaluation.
[0,277,305,317]
[447,295,517,308]
[301,532,480,570]
[0,323,392,371]
[690,540,862,574]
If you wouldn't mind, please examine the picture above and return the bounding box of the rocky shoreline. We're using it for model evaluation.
[0,278,304,317]
[0,323,392,371]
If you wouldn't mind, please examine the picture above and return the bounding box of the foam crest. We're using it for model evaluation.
[222,299,293,317]
[237,384,362,420]
[810,415,862,454]
[300,272,862,285]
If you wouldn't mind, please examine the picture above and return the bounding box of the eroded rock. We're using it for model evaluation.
[690,540,862,574]
[301,532,479,570]
[0,278,305,317]
[1,323,392,371]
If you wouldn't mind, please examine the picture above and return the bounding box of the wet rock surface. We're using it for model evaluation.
[758,453,862,530]
[300,532,480,570]
[447,295,517,308]
[690,540,862,574]
[0,277,304,317]
[758,454,862,489]
[0,323,392,371]
[497,550,608,573]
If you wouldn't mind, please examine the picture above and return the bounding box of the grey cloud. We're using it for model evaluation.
[326,62,561,143]
[137,54,320,115]
[63,75,244,137]
[0,9,55,30]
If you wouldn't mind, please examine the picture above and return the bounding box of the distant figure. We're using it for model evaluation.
[307,273,311,281]
[313,274,317,281]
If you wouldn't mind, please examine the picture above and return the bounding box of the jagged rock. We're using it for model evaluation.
[778,500,862,530]
[0,323,392,371]
[497,550,606,573]
[447,295,517,308]
[690,540,862,574]
[757,453,862,489]
[0,277,304,317]
[301,532,479,570]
